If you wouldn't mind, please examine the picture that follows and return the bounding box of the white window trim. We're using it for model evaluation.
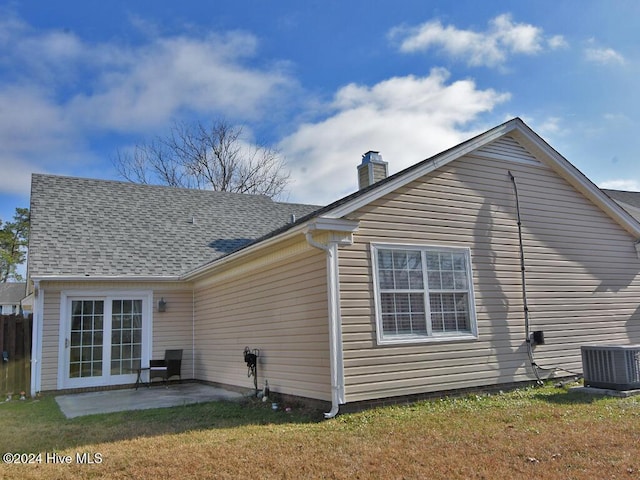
[57,290,153,390]
[371,243,478,345]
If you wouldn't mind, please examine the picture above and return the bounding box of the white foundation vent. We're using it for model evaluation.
[581,344,640,390]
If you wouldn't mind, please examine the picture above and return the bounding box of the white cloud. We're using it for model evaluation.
[548,35,569,50]
[535,116,567,136]
[599,179,640,191]
[585,47,625,65]
[281,68,509,204]
[0,12,296,196]
[68,33,294,131]
[0,156,37,196]
[390,14,564,68]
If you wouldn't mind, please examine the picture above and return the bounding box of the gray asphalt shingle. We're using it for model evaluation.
[602,189,640,223]
[28,175,320,277]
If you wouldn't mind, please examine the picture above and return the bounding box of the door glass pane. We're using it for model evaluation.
[111,299,143,375]
[69,300,104,378]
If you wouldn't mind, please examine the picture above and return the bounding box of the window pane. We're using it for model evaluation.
[441,253,453,270]
[382,314,397,334]
[132,300,142,314]
[395,293,410,312]
[412,314,427,334]
[409,293,424,313]
[393,251,408,269]
[426,253,440,270]
[454,271,467,290]
[441,272,454,289]
[455,293,469,313]
[395,270,409,289]
[82,301,93,315]
[432,313,443,332]
[428,271,441,289]
[453,253,466,271]
[409,271,424,289]
[443,312,457,331]
[407,251,422,269]
[381,293,396,313]
[397,314,412,334]
[380,270,394,289]
[429,293,442,313]
[378,250,393,268]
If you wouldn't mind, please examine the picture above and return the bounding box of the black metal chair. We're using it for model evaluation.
[149,349,183,386]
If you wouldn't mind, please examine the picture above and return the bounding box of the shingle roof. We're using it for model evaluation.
[602,189,640,223]
[0,283,26,304]
[28,174,320,277]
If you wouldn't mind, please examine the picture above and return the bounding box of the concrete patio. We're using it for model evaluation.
[55,383,245,418]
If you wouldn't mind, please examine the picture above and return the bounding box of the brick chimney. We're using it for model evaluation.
[357,151,388,190]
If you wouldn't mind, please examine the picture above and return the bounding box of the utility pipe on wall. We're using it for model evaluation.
[508,171,543,384]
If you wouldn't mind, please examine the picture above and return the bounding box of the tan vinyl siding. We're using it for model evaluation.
[339,149,640,403]
[40,286,62,391]
[194,242,331,401]
[38,281,193,391]
[151,288,194,379]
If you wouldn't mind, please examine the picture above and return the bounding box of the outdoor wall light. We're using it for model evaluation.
[158,298,167,312]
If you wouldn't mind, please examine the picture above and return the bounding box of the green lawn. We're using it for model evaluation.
[0,383,638,479]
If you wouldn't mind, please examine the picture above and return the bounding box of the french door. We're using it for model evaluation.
[60,293,151,389]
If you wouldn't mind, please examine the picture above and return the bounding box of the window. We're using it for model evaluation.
[372,244,477,344]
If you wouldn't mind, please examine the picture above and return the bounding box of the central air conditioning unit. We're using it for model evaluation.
[581,344,640,391]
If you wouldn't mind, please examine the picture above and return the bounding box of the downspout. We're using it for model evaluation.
[192,288,196,380]
[30,281,43,397]
[305,232,345,419]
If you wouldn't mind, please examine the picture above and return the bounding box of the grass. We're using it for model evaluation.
[0,383,639,479]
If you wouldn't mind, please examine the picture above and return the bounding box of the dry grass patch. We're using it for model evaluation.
[1,384,639,479]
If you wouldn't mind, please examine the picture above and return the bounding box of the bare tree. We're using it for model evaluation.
[115,120,290,198]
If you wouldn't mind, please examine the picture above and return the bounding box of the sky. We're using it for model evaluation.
[1,0,639,225]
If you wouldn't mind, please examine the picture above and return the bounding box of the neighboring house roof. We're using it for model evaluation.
[0,283,26,305]
[28,175,320,278]
[602,189,640,223]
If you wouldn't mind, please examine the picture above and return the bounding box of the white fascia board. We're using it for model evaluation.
[511,124,640,239]
[30,275,182,283]
[306,217,360,233]
[323,120,519,219]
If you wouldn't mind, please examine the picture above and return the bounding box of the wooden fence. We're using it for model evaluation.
[0,314,32,397]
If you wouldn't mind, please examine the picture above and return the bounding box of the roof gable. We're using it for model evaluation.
[320,118,640,239]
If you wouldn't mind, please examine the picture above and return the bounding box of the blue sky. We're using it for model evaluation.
[1,0,639,225]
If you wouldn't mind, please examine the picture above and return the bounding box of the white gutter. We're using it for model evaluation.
[30,280,43,396]
[304,219,358,419]
[30,275,182,282]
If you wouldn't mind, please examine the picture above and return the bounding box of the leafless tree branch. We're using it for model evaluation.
[114,120,290,198]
